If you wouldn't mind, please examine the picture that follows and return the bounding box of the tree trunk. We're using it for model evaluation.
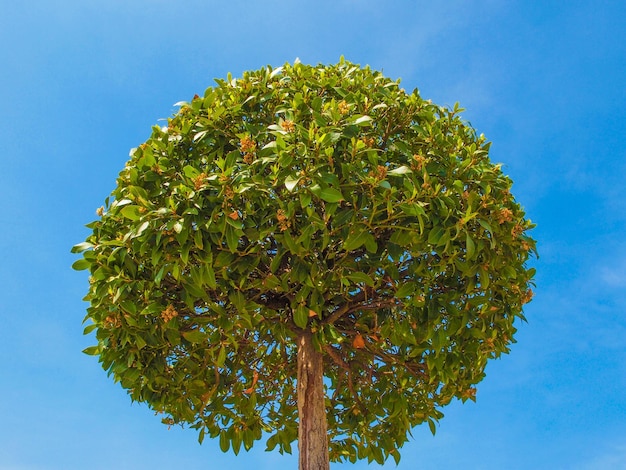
[297,329,329,470]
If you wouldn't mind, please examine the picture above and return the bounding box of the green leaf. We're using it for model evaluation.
[269,65,283,79]
[134,221,150,238]
[395,283,415,298]
[427,418,437,435]
[342,125,360,138]
[180,244,191,265]
[399,203,426,217]
[281,230,300,255]
[270,250,285,273]
[229,290,246,311]
[154,265,166,286]
[479,268,490,289]
[293,305,308,329]
[320,172,340,186]
[232,430,242,455]
[346,272,375,287]
[203,264,217,289]
[194,230,204,250]
[503,265,518,279]
[216,345,226,367]
[364,233,378,254]
[343,227,368,252]
[352,115,372,126]
[285,175,301,192]
[183,165,200,179]
[184,281,209,301]
[428,227,444,245]
[466,232,476,260]
[390,228,415,246]
[135,335,147,350]
[318,187,344,203]
[479,219,493,232]
[193,130,208,143]
[72,259,91,271]
[225,225,239,252]
[71,242,93,253]
[388,165,413,176]
[219,431,230,452]
[183,330,206,344]
[266,433,279,452]
[120,205,142,221]
[114,198,133,207]
[82,345,100,355]
[299,190,312,208]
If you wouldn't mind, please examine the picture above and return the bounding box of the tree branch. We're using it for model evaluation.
[324,345,350,370]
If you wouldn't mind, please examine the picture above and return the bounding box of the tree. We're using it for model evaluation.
[73,58,536,469]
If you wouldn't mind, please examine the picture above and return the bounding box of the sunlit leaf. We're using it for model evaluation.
[120,205,142,221]
[82,345,100,355]
[71,242,93,253]
[285,175,301,192]
[71,259,90,271]
[387,165,412,176]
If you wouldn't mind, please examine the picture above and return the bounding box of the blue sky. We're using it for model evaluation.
[1,0,625,468]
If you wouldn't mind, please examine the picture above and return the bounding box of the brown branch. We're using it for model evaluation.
[324,344,369,414]
[370,348,427,380]
[345,298,400,315]
[249,290,292,311]
[324,344,350,370]
[347,368,364,412]
[322,289,368,325]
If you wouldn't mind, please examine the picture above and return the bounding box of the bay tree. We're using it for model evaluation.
[73,58,536,469]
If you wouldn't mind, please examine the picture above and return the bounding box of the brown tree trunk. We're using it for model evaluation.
[297,329,330,470]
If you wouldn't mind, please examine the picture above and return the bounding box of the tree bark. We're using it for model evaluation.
[297,329,330,470]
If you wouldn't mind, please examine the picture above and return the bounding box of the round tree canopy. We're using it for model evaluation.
[73,58,536,464]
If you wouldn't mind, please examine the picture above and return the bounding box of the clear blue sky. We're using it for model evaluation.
[1,1,625,469]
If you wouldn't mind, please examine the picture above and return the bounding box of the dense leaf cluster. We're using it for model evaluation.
[74,58,536,464]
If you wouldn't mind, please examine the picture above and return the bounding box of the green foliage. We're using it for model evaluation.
[73,58,536,464]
